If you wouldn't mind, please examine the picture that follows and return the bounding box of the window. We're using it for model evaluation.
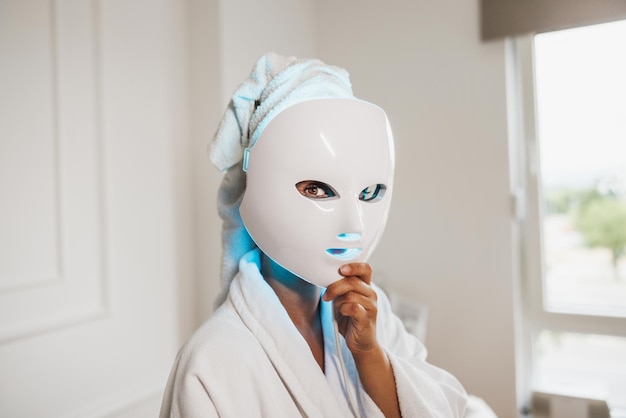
[510,19,626,415]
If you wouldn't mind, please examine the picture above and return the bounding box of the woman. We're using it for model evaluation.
[160,53,495,417]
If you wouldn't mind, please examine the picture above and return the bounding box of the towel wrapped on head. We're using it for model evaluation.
[209,52,355,307]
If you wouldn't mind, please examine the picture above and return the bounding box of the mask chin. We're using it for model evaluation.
[254,238,353,288]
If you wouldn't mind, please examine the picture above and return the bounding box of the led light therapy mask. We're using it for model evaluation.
[240,98,395,287]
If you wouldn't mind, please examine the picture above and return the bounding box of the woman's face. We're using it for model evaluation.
[240,99,395,287]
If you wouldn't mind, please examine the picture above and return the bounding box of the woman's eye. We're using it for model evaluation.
[359,184,386,202]
[295,181,337,199]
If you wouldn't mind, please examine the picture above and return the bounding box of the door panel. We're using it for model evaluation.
[0,1,182,416]
[0,0,107,343]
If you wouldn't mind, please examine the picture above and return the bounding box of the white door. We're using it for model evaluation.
[0,1,186,416]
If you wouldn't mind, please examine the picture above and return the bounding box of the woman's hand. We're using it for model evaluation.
[323,263,401,417]
[323,262,379,356]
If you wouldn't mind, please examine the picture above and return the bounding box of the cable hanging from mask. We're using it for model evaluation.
[333,312,362,418]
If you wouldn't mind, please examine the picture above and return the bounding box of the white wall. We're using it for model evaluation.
[218,0,316,105]
[314,0,517,416]
[186,0,224,331]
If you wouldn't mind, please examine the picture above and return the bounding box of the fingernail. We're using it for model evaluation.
[340,265,350,274]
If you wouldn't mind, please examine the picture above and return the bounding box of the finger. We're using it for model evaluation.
[333,291,377,313]
[339,264,372,283]
[323,276,376,301]
[338,302,369,322]
[339,263,372,284]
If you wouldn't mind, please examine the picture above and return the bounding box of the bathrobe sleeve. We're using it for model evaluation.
[160,350,220,418]
[160,300,312,418]
[374,285,469,418]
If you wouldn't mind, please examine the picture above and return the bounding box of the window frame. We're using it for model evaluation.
[507,33,626,404]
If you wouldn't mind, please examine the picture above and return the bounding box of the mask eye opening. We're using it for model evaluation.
[359,184,387,202]
[295,180,339,200]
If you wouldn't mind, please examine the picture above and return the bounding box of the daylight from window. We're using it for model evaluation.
[533,19,626,412]
[535,20,626,316]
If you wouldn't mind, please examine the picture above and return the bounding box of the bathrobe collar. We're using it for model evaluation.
[228,249,356,417]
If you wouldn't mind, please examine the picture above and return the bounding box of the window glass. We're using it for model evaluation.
[534,20,626,317]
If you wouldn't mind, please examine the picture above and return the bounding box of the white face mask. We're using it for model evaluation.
[240,99,395,287]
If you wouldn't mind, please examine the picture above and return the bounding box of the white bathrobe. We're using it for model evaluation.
[160,250,491,417]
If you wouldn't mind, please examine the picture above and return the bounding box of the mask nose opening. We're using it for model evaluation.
[337,232,361,242]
